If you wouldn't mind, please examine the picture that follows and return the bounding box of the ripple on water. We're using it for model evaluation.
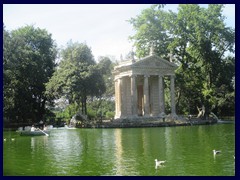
[3,125,235,176]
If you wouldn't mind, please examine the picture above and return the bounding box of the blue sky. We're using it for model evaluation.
[3,4,235,61]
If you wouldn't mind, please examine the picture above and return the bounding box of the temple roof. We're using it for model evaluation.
[132,55,178,69]
[113,54,178,78]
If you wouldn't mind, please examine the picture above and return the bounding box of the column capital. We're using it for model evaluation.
[144,74,150,78]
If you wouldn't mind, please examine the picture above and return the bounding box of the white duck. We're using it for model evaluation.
[213,149,221,155]
[155,159,166,168]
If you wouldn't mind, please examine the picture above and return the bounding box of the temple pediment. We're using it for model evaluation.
[132,55,178,70]
[113,54,178,78]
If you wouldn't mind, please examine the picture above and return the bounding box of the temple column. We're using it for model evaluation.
[114,78,123,118]
[158,75,165,116]
[170,75,176,116]
[119,77,123,118]
[131,75,138,117]
[114,80,119,118]
[144,75,150,116]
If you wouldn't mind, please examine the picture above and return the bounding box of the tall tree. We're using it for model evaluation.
[3,25,57,123]
[97,56,115,98]
[129,4,235,117]
[128,6,170,58]
[45,41,105,116]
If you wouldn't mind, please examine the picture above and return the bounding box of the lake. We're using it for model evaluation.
[3,123,235,176]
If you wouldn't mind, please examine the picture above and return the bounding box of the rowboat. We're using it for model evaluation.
[17,130,50,136]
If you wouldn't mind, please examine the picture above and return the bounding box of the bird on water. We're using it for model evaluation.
[213,149,221,155]
[155,159,166,169]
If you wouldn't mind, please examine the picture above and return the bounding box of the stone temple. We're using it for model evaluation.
[112,49,178,120]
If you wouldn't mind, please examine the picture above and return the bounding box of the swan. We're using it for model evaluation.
[4,138,6,141]
[155,159,166,168]
[11,138,15,141]
[213,149,221,155]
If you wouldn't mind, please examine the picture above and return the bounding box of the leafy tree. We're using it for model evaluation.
[3,25,57,123]
[129,4,235,117]
[97,56,115,98]
[128,5,170,58]
[85,56,115,120]
[45,41,106,117]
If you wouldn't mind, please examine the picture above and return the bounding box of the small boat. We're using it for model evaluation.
[17,130,50,136]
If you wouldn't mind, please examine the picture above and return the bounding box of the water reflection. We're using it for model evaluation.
[48,130,82,175]
[110,125,234,176]
[165,127,172,162]
[3,124,235,176]
[114,129,123,175]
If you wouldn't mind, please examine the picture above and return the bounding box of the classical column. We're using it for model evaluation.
[114,80,119,118]
[114,78,122,119]
[144,75,150,116]
[131,75,138,117]
[158,75,165,116]
[170,75,176,116]
[119,78,123,118]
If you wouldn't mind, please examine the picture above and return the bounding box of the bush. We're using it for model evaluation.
[87,108,97,120]
[106,111,115,119]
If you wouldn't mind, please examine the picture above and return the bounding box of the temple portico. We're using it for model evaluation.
[113,51,178,120]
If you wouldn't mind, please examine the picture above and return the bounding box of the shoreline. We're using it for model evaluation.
[82,117,220,128]
[3,117,235,131]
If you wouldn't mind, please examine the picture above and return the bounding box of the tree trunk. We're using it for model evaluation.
[81,98,84,114]
[176,89,182,113]
[84,95,87,115]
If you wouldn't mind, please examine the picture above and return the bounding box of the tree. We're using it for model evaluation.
[128,5,170,58]
[45,41,106,117]
[97,56,115,98]
[3,25,57,124]
[86,56,116,120]
[128,4,235,117]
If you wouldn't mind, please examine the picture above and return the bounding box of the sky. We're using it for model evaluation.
[3,4,235,62]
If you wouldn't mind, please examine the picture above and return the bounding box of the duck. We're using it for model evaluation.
[155,159,166,168]
[11,138,15,141]
[3,138,6,141]
[213,149,221,155]
[233,155,235,159]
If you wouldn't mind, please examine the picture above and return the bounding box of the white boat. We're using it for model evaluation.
[17,130,50,136]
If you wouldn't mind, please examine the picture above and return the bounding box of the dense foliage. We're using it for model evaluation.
[3,25,57,124]
[45,41,106,116]
[129,4,235,117]
[3,4,235,126]
[52,56,115,122]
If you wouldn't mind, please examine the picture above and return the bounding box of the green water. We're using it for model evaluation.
[3,124,235,176]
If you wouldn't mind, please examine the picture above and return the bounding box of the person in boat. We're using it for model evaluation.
[30,125,36,132]
[43,124,47,131]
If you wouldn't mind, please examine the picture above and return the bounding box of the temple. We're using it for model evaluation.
[112,49,178,120]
